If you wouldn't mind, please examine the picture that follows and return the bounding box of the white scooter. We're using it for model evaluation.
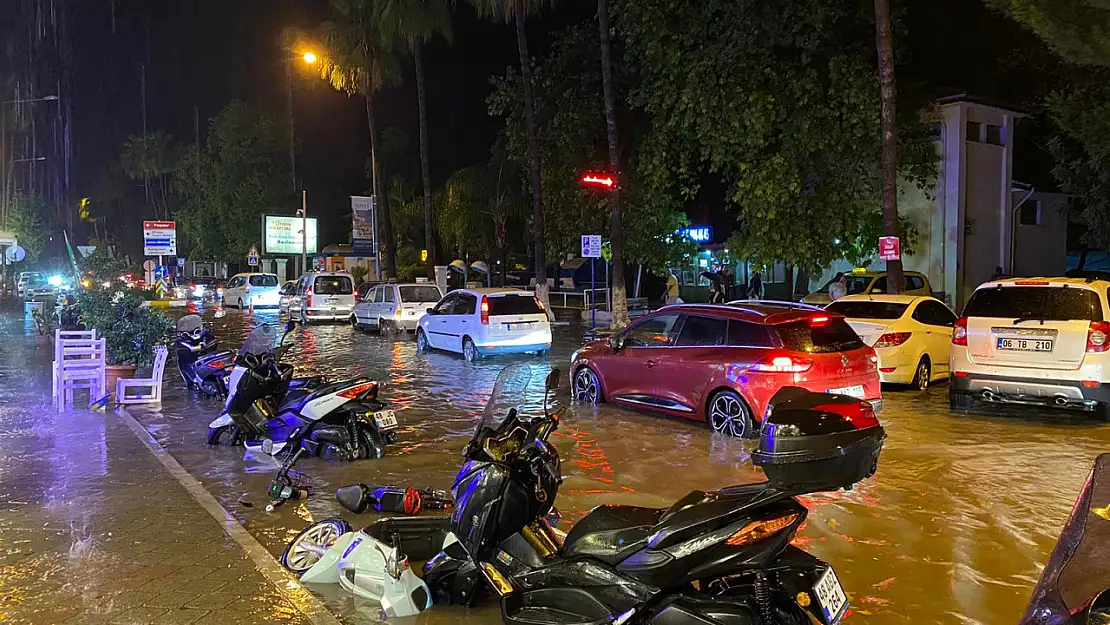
[207,320,399,461]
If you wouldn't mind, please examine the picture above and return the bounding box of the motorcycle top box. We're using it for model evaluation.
[752,386,885,492]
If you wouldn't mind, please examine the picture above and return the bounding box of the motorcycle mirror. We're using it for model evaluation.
[545,369,561,391]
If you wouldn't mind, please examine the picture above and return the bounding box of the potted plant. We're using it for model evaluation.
[77,289,175,391]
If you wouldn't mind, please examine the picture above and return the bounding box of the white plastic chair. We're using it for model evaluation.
[56,338,106,407]
[53,329,97,398]
[115,345,168,405]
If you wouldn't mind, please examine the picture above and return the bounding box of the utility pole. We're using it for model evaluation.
[285,61,297,192]
[300,190,307,276]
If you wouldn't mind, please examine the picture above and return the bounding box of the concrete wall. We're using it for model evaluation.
[1012,191,1068,277]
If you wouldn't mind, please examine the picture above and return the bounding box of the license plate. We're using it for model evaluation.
[372,410,398,430]
[827,385,866,399]
[813,566,849,624]
[506,322,533,331]
[997,338,1053,352]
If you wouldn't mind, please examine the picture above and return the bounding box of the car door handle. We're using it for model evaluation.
[645,359,660,367]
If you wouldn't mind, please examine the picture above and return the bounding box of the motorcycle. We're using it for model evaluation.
[206,319,400,461]
[282,366,885,625]
[175,314,235,397]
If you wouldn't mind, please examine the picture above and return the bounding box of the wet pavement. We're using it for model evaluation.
[4,303,1109,624]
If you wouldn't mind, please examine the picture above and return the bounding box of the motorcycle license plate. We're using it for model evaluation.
[813,566,848,624]
[827,385,865,399]
[373,410,398,430]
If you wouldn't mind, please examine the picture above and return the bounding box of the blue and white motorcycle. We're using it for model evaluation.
[207,320,400,461]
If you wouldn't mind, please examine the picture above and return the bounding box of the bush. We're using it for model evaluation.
[78,290,174,366]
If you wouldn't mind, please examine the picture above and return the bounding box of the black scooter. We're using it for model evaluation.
[175,314,235,397]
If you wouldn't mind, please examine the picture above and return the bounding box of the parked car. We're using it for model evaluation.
[802,270,931,306]
[352,283,444,332]
[827,294,956,390]
[16,272,44,298]
[416,288,551,361]
[570,302,881,437]
[294,272,357,323]
[223,273,281,308]
[950,277,1110,417]
[278,281,297,314]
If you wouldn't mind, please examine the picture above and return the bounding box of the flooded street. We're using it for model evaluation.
[119,305,1109,625]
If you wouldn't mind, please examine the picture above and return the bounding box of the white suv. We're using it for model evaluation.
[950,277,1110,416]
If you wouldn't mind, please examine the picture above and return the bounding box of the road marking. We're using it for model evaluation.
[114,407,343,625]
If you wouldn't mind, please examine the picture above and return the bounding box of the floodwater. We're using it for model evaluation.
[124,303,1110,625]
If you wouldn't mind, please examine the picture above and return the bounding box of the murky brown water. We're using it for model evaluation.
[126,303,1110,625]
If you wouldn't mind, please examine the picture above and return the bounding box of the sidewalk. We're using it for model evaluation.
[0,328,338,624]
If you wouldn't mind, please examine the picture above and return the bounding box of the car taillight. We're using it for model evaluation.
[953,317,968,346]
[1088,321,1110,353]
[751,353,813,373]
[337,382,378,400]
[535,297,545,312]
[874,332,911,348]
[868,347,879,363]
[307,288,313,308]
[480,296,489,325]
[810,315,829,326]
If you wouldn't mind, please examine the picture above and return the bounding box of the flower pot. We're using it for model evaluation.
[105,364,138,395]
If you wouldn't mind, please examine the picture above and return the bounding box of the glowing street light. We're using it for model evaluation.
[302,51,318,65]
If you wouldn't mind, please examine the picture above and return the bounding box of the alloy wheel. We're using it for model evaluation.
[416,330,429,352]
[916,360,931,391]
[281,519,350,575]
[573,368,600,404]
[709,391,751,438]
[463,339,479,362]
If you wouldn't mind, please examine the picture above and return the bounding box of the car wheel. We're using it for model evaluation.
[949,391,973,411]
[349,315,359,330]
[912,357,931,391]
[708,390,754,438]
[237,298,244,310]
[573,367,602,404]
[463,337,480,362]
[280,518,352,575]
[416,329,430,352]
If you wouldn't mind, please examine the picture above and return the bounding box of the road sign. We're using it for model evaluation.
[879,236,901,261]
[143,221,177,256]
[177,257,186,268]
[5,246,25,262]
[142,260,156,271]
[581,234,603,258]
[248,255,259,266]
[154,265,169,280]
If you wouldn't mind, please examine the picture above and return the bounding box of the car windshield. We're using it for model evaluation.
[488,294,542,315]
[477,364,533,436]
[399,286,442,303]
[964,286,1104,322]
[249,275,278,287]
[826,301,909,320]
[314,276,353,295]
[240,324,277,356]
[775,318,865,353]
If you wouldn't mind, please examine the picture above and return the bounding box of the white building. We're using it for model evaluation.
[812,95,1068,310]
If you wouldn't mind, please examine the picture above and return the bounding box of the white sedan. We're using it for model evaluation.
[826,294,958,390]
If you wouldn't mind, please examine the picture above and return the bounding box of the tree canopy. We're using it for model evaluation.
[988,0,1110,67]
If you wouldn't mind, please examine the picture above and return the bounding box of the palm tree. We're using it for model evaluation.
[119,130,180,219]
[873,0,903,293]
[317,0,400,278]
[595,0,627,327]
[377,0,453,280]
[469,0,556,303]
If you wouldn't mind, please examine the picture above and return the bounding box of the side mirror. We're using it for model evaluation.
[426,307,434,314]
[545,369,561,390]
[609,336,624,351]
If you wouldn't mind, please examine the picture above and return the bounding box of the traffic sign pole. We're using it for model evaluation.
[591,258,596,330]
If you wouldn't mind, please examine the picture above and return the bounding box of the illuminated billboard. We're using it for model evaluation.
[263,215,319,255]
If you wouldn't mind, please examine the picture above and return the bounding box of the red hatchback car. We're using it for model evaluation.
[570,303,881,437]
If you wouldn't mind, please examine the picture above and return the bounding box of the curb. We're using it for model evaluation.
[113,407,344,625]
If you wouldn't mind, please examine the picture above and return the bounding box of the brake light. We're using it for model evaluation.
[953,317,968,346]
[535,297,545,312]
[1088,321,1110,353]
[726,513,800,546]
[810,315,829,325]
[480,296,489,325]
[868,347,879,363]
[874,332,911,348]
[307,287,313,308]
[1015,281,1049,286]
[337,382,378,400]
[751,353,813,373]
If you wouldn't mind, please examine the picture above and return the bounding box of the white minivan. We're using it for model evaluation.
[224,273,281,308]
[295,272,357,323]
[352,283,444,332]
[416,288,552,361]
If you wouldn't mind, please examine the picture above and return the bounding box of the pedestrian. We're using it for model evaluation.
[708,281,724,304]
[722,266,735,301]
[990,266,1004,282]
[747,271,764,299]
[665,270,683,306]
[828,272,848,301]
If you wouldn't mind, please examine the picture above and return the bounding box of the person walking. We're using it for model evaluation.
[828,272,848,301]
[747,271,764,299]
[665,270,682,306]
[722,266,735,301]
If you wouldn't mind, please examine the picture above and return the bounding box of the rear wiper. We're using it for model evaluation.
[1013,317,1047,325]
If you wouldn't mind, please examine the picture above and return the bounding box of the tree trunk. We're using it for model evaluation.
[874,0,903,293]
[515,11,547,304]
[597,0,628,328]
[365,92,396,279]
[415,45,436,280]
[1078,247,1090,271]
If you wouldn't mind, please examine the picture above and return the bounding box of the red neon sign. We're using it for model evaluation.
[581,173,616,188]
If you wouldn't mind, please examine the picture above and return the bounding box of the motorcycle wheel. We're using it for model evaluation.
[207,424,241,446]
[281,518,352,575]
[358,428,385,460]
[199,376,221,396]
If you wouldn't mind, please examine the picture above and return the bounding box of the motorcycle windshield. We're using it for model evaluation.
[1020,453,1110,624]
[176,314,203,334]
[240,324,278,357]
[475,364,533,436]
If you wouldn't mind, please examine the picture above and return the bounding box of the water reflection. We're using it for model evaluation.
[122,304,1110,625]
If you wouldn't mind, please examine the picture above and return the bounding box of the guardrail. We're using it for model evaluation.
[549,288,612,311]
